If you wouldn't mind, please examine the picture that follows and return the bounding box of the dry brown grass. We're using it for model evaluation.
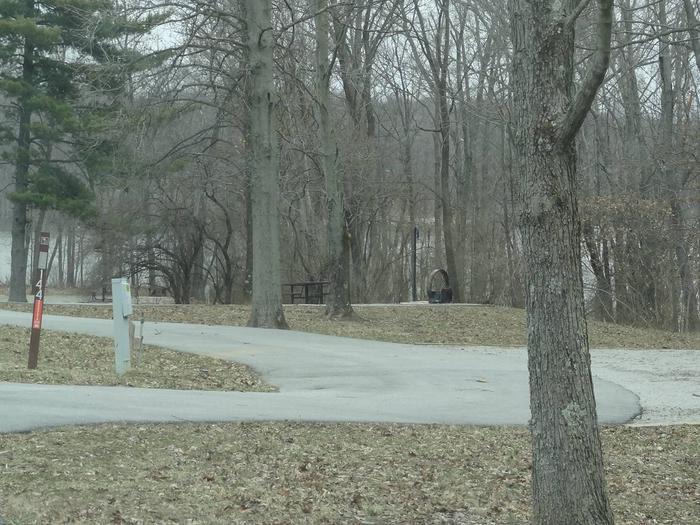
[0,423,697,524]
[1,301,698,524]
[0,325,274,392]
[2,302,698,349]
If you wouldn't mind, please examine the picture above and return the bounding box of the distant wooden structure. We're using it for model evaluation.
[283,281,330,304]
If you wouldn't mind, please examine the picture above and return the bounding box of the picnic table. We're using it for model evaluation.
[283,281,330,304]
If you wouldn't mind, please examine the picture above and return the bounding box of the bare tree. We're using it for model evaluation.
[405,0,463,303]
[330,0,400,302]
[315,0,354,318]
[509,0,615,521]
[683,0,700,70]
[245,0,288,328]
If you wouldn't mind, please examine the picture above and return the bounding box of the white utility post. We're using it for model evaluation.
[111,277,133,375]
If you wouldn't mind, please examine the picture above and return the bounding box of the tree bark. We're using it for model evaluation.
[239,2,254,303]
[190,193,207,302]
[670,198,699,331]
[658,1,698,331]
[245,0,287,329]
[66,223,76,288]
[431,128,443,270]
[583,222,614,322]
[453,5,472,295]
[9,17,35,303]
[315,0,353,318]
[468,23,495,304]
[438,95,462,303]
[683,0,700,71]
[510,0,615,521]
[406,0,462,302]
[435,2,461,303]
[244,162,253,301]
[57,226,64,286]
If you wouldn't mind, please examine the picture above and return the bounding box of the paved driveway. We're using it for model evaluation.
[1,310,697,433]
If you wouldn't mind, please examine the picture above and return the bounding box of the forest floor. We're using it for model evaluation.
[0,422,697,524]
[0,299,698,524]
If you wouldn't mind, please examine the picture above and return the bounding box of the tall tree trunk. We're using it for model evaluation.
[193,98,228,303]
[618,0,650,193]
[78,232,84,287]
[9,22,35,303]
[331,1,394,304]
[583,222,614,322]
[191,195,207,302]
[502,123,523,307]
[453,5,473,296]
[469,121,490,303]
[658,1,698,331]
[245,0,287,329]
[316,0,353,318]
[66,223,76,288]
[244,168,253,301]
[671,199,699,330]
[435,3,462,303]
[585,109,614,322]
[683,0,700,71]
[240,0,254,303]
[510,0,615,521]
[431,129,443,270]
[57,226,64,286]
[438,93,462,303]
[467,20,494,304]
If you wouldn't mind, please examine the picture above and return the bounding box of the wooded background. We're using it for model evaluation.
[1,0,698,331]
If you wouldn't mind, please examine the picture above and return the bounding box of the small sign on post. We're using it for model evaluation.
[28,232,49,369]
[111,277,133,376]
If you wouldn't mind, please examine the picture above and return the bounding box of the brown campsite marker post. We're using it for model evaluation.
[28,232,49,369]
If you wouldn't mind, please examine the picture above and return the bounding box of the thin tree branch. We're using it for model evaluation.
[557,0,613,146]
[565,0,592,29]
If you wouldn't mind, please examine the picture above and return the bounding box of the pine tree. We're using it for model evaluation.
[0,0,164,301]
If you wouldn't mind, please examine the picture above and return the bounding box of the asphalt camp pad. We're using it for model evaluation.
[1,310,695,433]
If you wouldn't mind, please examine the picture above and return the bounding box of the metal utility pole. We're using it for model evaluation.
[412,227,419,302]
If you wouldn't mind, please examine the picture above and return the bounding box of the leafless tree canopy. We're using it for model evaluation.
[3,0,700,521]
[3,0,695,332]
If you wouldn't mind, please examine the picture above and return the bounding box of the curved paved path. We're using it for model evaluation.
[1,310,697,433]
